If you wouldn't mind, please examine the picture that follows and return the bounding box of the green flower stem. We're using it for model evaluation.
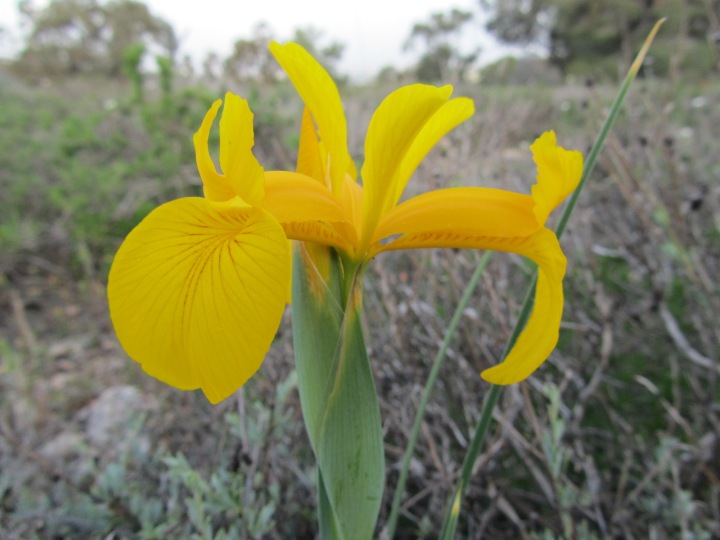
[435,19,665,539]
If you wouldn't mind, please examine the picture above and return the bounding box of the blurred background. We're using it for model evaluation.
[0,1,718,538]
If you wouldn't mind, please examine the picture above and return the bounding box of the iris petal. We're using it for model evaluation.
[372,187,539,254]
[531,131,583,225]
[371,196,566,383]
[264,171,358,252]
[108,197,289,404]
[296,106,326,184]
[269,41,352,195]
[481,228,566,384]
[361,84,473,247]
[193,100,235,202]
[218,92,265,206]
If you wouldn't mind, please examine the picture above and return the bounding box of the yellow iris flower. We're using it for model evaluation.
[107,42,582,404]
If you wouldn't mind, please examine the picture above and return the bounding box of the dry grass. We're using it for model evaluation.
[1,72,719,538]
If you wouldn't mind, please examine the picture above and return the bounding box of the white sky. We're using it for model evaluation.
[0,0,524,80]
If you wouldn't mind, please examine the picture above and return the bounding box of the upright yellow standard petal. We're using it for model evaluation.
[270,41,352,195]
[530,131,583,225]
[194,100,235,202]
[108,197,290,404]
[218,92,265,206]
[361,84,473,250]
[296,106,325,183]
[193,94,265,206]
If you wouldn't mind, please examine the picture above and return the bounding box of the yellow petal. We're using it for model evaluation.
[108,197,289,404]
[372,208,566,383]
[531,131,583,225]
[481,228,567,384]
[270,41,352,195]
[194,100,235,202]
[264,171,358,253]
[371,187,539,256]
[341,174,363,243]
[296,106,325,184]
[361,84,474,247]
[218,92,265,206]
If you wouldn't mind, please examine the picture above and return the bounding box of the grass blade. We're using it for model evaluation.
[437,19,666,540]
[384,251,493,538]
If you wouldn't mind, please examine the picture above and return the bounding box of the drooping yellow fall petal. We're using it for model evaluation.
[530,131,583,225]
[218,92,265,206]
[481,228,567,384]
[296,106,326,184]
[270,41,352,195]
[361,84,473,249]
[371,187,540,256]
[264,171,358,253]
[108,197,290,404]
[373,202,566,383]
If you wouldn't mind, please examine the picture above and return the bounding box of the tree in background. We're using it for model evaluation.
[224,22,279,83]
[291,26,345,78]
[404,8,480,83]
[479,0,720,79]
[15,0,176,79]
[225,23,345,83]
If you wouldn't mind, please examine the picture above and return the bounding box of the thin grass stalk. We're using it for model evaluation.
[385,251,493,538]
[436,19,666,540]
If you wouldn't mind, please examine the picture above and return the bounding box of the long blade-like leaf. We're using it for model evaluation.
[438,19,666,540]
[293,249,384,539]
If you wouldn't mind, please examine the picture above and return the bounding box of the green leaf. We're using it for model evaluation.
[291,245,345,447]
[292,246,384,539]
[316,300,384,540]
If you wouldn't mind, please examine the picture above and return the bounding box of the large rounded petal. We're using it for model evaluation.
[360,84,474,249]
[531,131,583,225]
[108,197,290,404]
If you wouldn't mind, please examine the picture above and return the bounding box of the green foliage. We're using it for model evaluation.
[224,22,346,83]
[156,55,174,106]
[481,0,720,79]
[0,76,207,279]
[292,251,384,539]
[0,373,304,538]
[14,0,176,80]
[405,8,479,83]
[480,55,562,85]
[122,42,146,103]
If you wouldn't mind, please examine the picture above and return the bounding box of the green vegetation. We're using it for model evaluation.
[480,0,720,80]
[1,1,719,538]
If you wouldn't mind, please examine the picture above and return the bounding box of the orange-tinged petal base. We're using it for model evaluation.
[108,197,289,404]
[264,171,358,253]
